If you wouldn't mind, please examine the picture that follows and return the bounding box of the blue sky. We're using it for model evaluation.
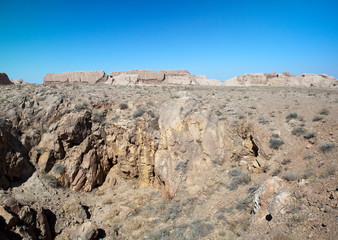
[1,0,337,83]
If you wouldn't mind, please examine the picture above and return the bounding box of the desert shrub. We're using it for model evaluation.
[119,103,128,110]
[281,158,291,165]
[269,138,284,150]
[319,108,330,115]
[175,160,189,175]
[272,169,281,176]
[302,168,314,179]
[53,163,65,174]
[133,108,144,118]
[165,203,181,221]
[147,110,155,118]
[228,172,251,191]
[319,143,335,153]
[189,220,214,239]
[285,113,298,121]
[247,184,259,195]
[303,155,313,160]
[304,132,316,139]
[41,172,58,188]
[258,117,269,125]
[291,127,307,136]
[212,157,224,165]
[236,197,252,211]
[215,110,222,116]
[228,167,242,177]
[93,111,105,123]
[74,104,88,112]
[149,116,160,130]
[319,167,336,178]
[271,133,280,138]
[283,171,298,182]
[312,116,323,122]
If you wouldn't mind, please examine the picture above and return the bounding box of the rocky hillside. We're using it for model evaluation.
[0,83,337,239]
[223,71,337,88]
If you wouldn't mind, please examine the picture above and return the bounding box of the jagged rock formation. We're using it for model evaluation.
[0,119,34,189]
[224,71,337,87]
[0,73,13,85]
[44,71,108,84]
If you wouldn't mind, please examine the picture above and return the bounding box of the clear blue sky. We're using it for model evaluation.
[1,0,337,83]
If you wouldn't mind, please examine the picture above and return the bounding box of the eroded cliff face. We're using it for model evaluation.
[0,83,337,240]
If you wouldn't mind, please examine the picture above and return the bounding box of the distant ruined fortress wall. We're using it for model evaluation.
[223,71,337,88]
[43,69,221,86]
[42,70,337,87]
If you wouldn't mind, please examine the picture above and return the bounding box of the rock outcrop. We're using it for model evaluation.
[0,73,13,85]
[224,71,337,87]
[0,199,52,240]
[0,119,34,189]
[44,71,108,84]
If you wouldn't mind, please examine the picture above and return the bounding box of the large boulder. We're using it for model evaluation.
[250,177,294,232]
[0,73,13,85]
[43,71,108,84]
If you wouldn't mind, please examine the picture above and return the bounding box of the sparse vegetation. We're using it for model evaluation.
[228,170,251,191]
[291,127,307,136]
[133,108,145,118]
[283,171,298,182]
[119,103,128,110]
[281,158,291,165]
[319,108,330,115]
[41,172,58,188]
[269,137,284,150]
[258,116,269,125]
[319,142,335,153]
[303,132,316,139]
[285,112,298,122]
[319,166,336,178]
[53,163,66,174]
[312,116,323,122]
[272,169,281,176]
